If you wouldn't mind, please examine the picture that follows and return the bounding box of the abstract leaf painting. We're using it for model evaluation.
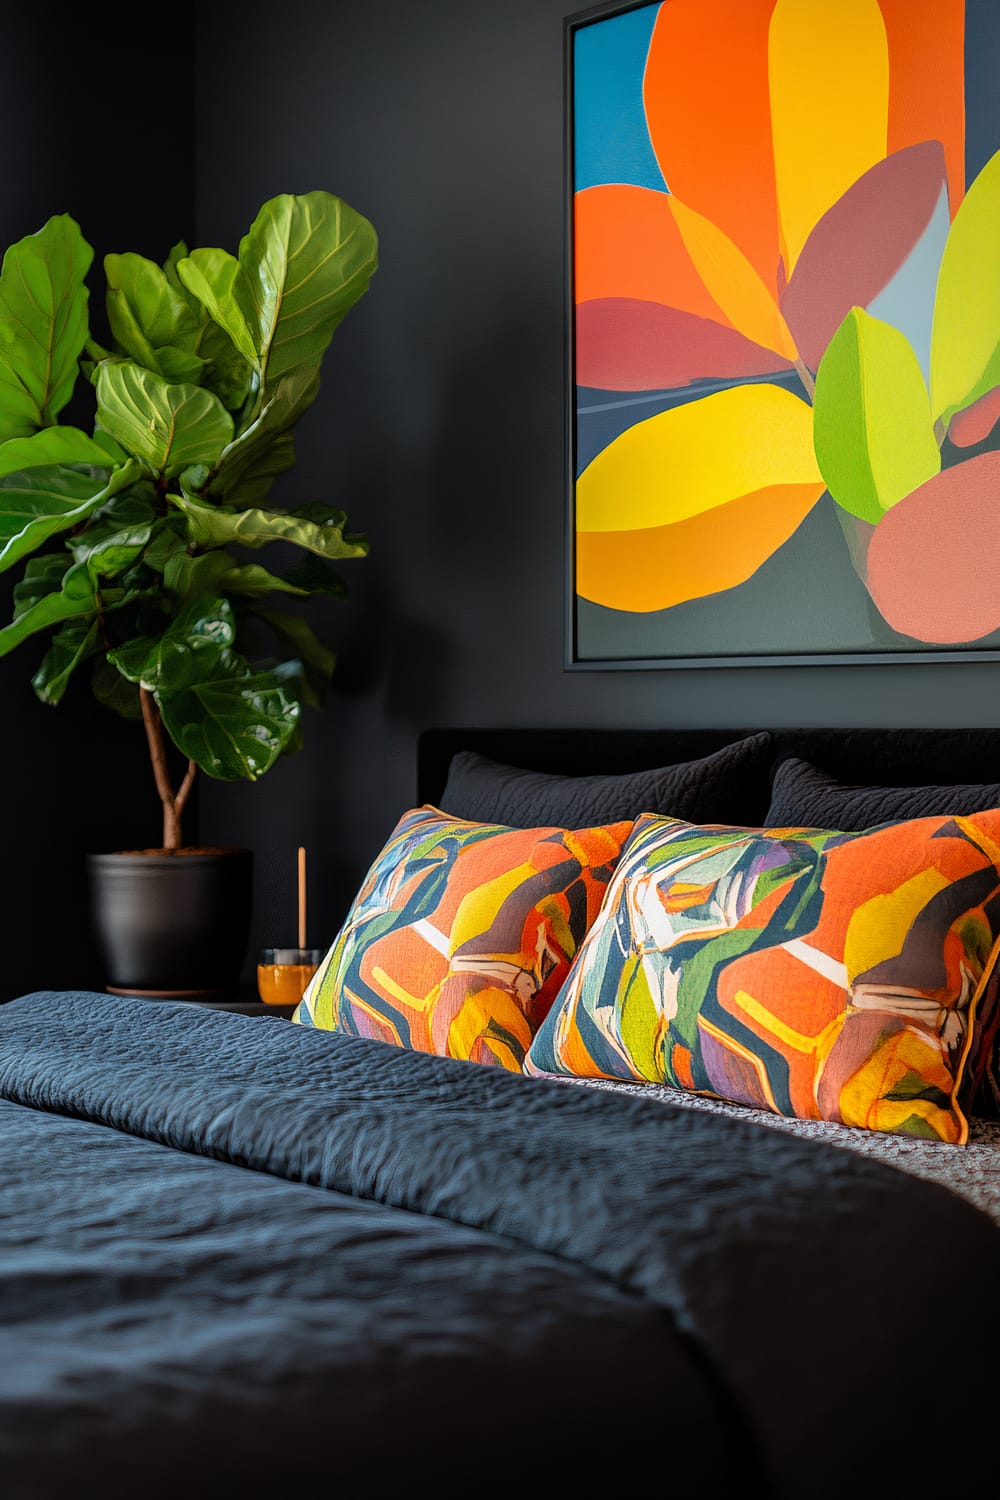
[568,0,1000,666]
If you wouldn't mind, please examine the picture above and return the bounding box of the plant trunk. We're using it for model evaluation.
[139,687,197,850]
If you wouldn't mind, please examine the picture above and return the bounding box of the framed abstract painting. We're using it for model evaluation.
[565,0,1000,669]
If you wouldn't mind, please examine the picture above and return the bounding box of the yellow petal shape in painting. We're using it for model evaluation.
[577,383,820,534]
[930,148,1000,427]
[576,385,823,613]
[769,0,889,279]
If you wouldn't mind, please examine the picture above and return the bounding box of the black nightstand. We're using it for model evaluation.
[197,997,298,1019]
[104,989,298,1020]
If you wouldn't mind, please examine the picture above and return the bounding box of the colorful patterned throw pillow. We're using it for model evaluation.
[525,810,1000,1142]
[295,805,632,1071]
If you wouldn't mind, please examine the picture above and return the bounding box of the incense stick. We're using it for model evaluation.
[297,845,307,950]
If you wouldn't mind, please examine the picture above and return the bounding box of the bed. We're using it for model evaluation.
[4,724,1000,1499]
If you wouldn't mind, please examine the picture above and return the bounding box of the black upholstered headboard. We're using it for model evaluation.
[417,726,1000,809]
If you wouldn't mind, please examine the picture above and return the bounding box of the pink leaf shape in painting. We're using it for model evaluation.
[575,299,792,392]
[866,452,1000,643]
[948,388,1000,449]
[781,142,947,373]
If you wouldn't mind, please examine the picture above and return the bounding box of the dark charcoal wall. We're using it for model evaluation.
[2,2,995,1000]
[192,0,1000,972]
[0,2,195,1000]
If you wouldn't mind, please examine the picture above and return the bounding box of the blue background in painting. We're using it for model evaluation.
[573,3,665,192]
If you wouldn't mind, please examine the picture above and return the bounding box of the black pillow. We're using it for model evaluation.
[437,732,775,828]
[765,755,1000,831]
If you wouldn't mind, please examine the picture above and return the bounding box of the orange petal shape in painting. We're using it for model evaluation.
[576,299,791,392]
[879,0,966,214]
[643,0,782,297]
[866,452,1000,643]
[576,480,823,613]
[574,184,730,324]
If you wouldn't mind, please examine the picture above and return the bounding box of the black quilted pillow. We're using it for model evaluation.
[438,732,774,828]
[765,755,1000,831]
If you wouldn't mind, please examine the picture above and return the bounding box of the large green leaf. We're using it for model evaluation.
[178,191,377,417]
[930,147,1000,425]
[0,559,97,657]
[66,486,159,556]
[165,550,311,600]
[162,241,254,411]
[109,595,235,691]
[813,308,940,523]
[0,458,141,573]
[171,493,368,559]
[0,215,92,441]
[105,251,208,385]
[12,552,71,619]
[95,361,235,476]
[211,366,319,503]
[106,591,297,778]
[72,522,154,584]
[174,248,258,368]
[277,551,349,599]
[0,427,122,480]
[157,656,300,780]
[32,619,101,704]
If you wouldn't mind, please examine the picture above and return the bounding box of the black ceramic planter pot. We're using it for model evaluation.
[88,847,254,998]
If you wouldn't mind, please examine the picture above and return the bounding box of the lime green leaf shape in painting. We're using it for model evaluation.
[575,383,824,613]
[930,147,1000,426]
[95,361,235,477]
[813,308,940,524]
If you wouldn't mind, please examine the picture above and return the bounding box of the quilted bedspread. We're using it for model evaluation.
[1,990,998,1499]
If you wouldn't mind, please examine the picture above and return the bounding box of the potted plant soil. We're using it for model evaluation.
[0,191,378,996]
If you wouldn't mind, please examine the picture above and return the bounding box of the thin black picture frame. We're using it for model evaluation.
[562,0,1000,672]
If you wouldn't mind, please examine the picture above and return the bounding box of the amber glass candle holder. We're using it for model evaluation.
[257,947,323,1006]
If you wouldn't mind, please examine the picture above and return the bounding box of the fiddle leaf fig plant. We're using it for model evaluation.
[0,190,377,847]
